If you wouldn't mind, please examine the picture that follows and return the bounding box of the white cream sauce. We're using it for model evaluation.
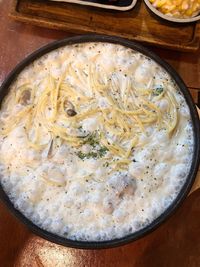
[0,43,194,241]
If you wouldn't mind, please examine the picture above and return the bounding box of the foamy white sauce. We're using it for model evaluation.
[0,43,194,241]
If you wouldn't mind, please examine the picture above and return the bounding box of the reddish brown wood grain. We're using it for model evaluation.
[9,0,200,52]
[0,1,200,266]
[0,1,200,89]
[1,190,200,267]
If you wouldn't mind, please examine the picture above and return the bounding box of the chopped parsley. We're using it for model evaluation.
[82,132,99,147]
[77,131,109,160]
[77,146,108,160]
[152,86,164,96]
[77,151,86,160]
[77,151,98,159]
[98,146,108,157]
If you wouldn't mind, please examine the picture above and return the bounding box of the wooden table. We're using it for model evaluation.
[0,1,200,266]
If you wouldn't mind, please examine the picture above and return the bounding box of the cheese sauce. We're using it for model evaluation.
[0,43,194,241]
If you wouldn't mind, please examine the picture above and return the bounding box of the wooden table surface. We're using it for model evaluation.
[0,1,200,266]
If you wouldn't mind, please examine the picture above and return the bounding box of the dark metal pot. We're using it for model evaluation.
[0,34,199,249]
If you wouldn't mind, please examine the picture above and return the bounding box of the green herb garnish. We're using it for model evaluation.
[82,132,99,147]
[86,151,98,158]
[98,146,108,157]
[77,146,108,160]
[77,151,87,160]
[77,131,109,160]
[152,87,164,96]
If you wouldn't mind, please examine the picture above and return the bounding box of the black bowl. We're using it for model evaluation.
[0,34,199,249]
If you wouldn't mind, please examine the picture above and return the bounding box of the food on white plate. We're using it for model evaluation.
[149,0,200,18]
[0,42,194,241]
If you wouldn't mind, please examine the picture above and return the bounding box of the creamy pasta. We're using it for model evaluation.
[0,42,194,241]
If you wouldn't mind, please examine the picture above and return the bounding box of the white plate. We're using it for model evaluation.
[49,0,138,11]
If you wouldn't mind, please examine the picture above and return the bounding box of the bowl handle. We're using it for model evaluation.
[188,106,200,196]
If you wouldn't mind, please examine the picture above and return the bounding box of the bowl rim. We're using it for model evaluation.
[50,0,138,11]
[0,34,199,249]
[143,0,200,23]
